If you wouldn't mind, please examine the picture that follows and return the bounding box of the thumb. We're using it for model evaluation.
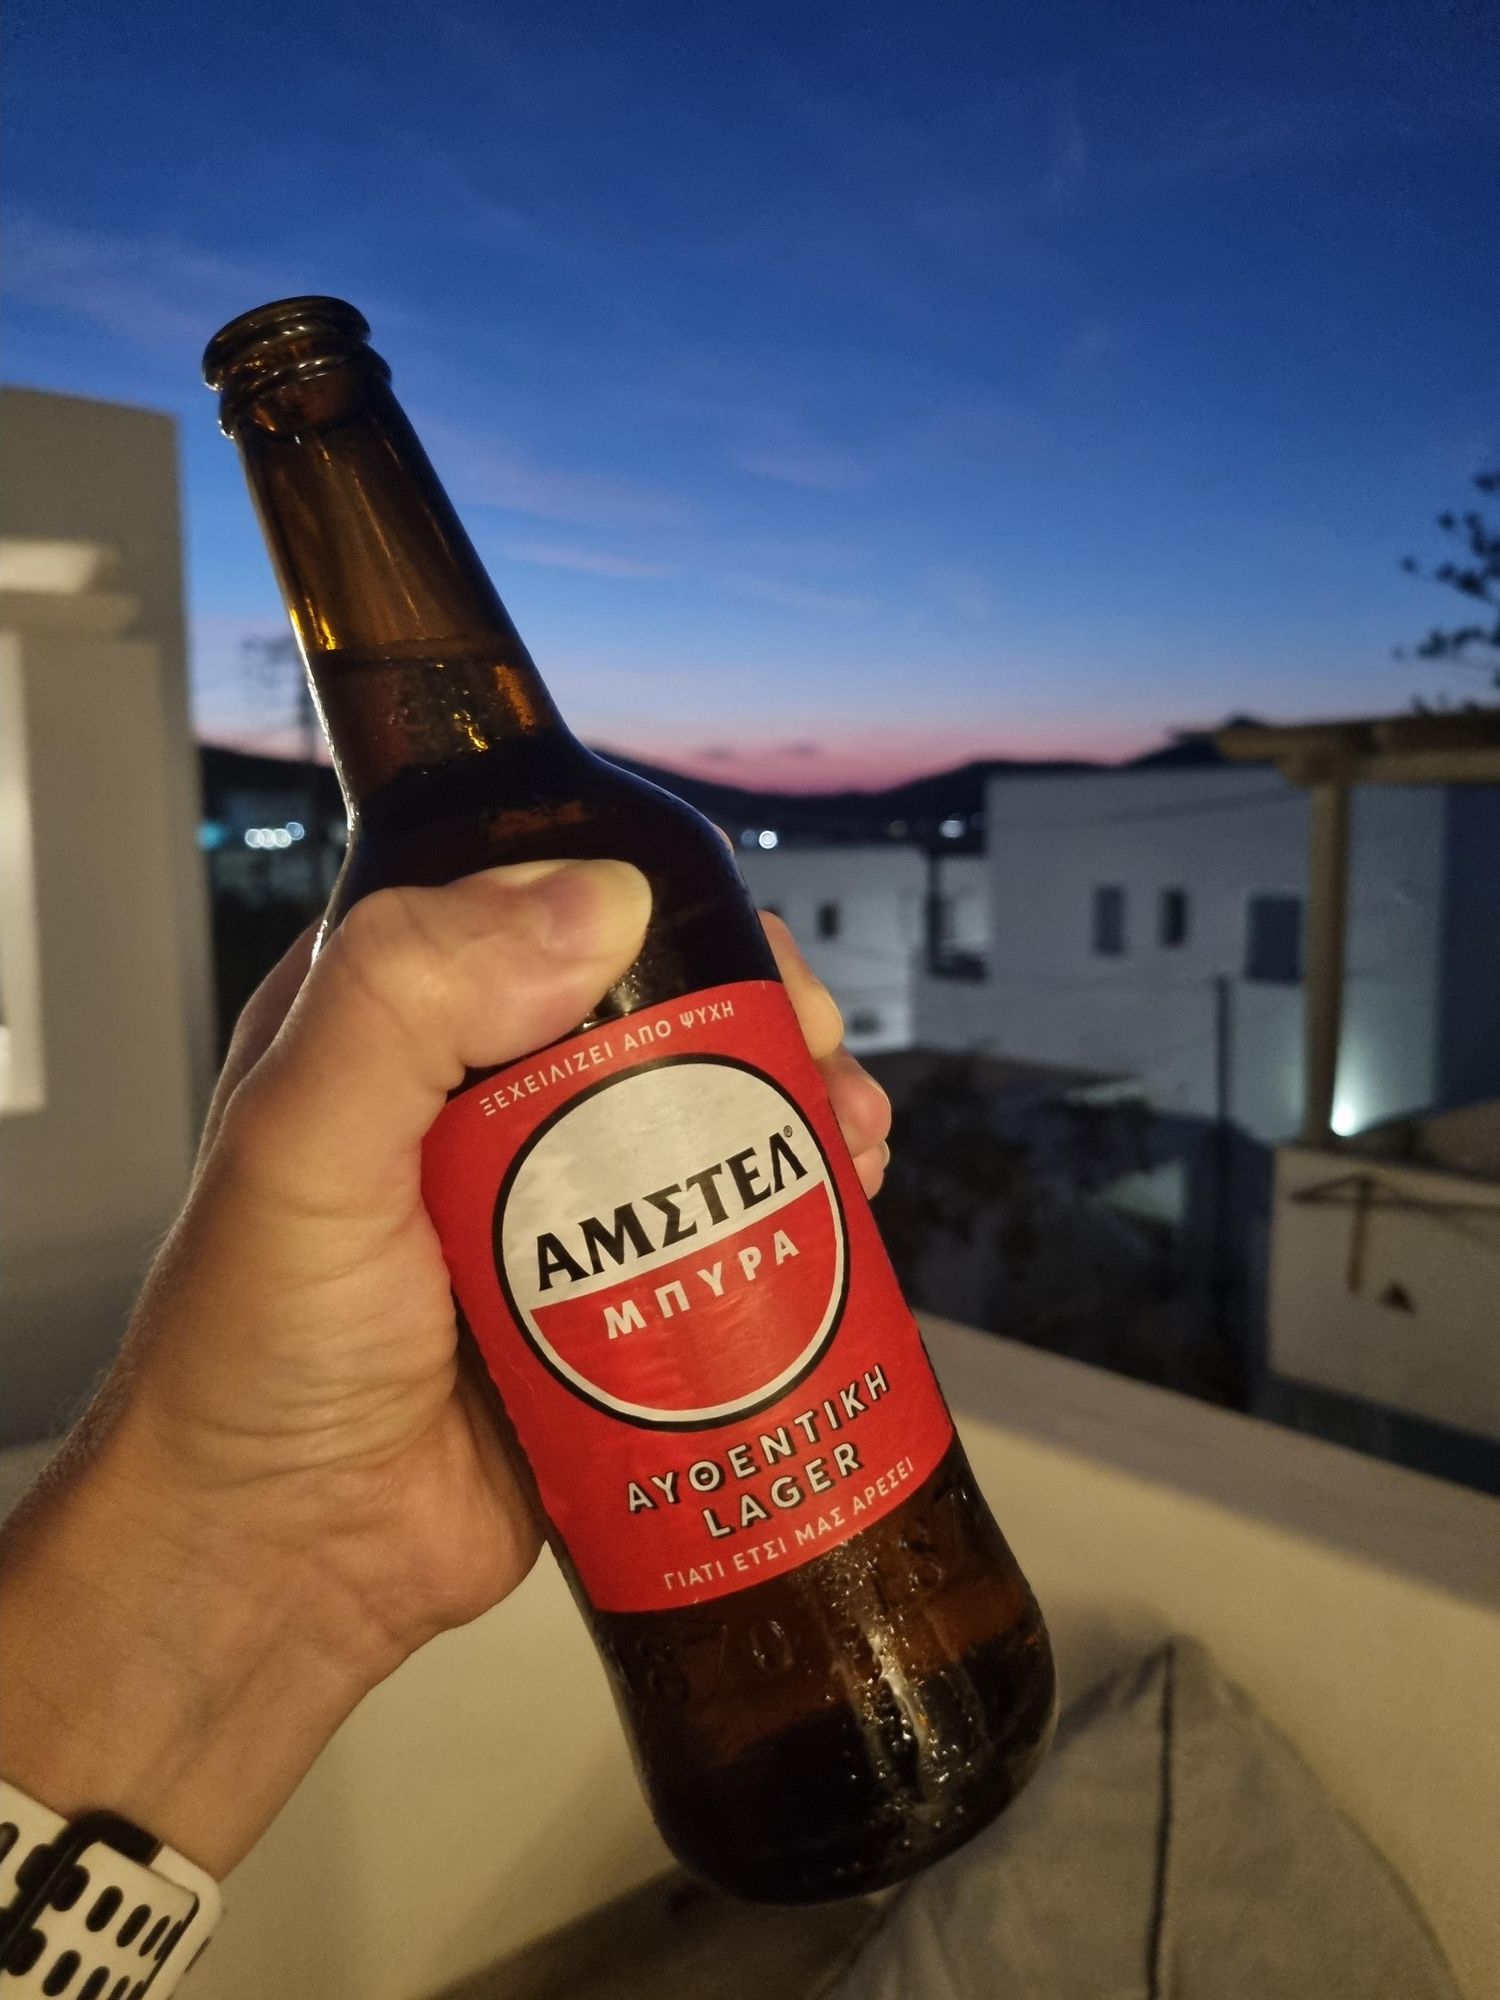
[218,859,651,1214]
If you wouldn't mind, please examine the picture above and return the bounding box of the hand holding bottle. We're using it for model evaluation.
[0,866,891,1880]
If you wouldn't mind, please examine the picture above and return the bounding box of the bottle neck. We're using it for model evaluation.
[225,357,568,806]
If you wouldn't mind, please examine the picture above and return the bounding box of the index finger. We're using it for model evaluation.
[195,924,317,1168]
[760,910,844,1061]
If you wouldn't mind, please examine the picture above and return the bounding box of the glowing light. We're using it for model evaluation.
[286,820,305,840]
[1331,1097,1362,1137]
[757,829,779,850]
[939,816,965,839]
[0,538,112,594]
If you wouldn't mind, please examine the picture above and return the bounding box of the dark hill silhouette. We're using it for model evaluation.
[199,725,1242,849]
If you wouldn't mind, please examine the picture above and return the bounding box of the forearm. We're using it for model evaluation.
[0,1428,375,1879]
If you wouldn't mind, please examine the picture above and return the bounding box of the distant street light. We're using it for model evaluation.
[757,829,779,849]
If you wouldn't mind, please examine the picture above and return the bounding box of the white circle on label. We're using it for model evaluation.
[493,1057,848,1429]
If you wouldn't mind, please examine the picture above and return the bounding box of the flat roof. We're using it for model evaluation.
[865,1045,1116,1112]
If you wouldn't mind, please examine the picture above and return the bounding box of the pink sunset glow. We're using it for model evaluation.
[593,722,1160,793]
[200,720,1162,792]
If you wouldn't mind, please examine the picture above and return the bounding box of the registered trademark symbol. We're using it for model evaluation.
[783,1124,794,1138]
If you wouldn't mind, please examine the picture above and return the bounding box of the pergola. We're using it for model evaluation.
[1216,709,1500,1147]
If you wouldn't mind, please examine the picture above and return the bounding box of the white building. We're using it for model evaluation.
[914,763,1500,1147]
[737,841,985,1053]
[1213,714,1500,1464]
[0,388,212,1446]
[903,738,1500,1459]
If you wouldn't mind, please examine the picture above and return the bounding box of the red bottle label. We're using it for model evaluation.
[421,979,954,1612]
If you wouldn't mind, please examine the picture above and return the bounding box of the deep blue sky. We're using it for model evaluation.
[3,0,1496,787]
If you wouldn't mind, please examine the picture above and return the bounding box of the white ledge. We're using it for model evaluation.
[920,1314,1500,1614]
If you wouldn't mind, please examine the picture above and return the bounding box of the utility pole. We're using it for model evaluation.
[1210,973,1234,1350]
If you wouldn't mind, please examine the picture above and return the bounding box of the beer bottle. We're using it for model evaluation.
[203,298,1055,1903]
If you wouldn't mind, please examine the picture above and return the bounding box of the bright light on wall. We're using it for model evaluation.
[1331,1097,1362,1137]
[0,537,115,595]
[0,640,46,1116]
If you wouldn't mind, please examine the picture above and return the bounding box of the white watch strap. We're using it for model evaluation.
[0,1780,221,1996]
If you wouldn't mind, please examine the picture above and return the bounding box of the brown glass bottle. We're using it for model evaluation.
[204,298,1055,1904]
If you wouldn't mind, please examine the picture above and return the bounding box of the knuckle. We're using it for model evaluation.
[328,887,450,1025]
[207,1071,288,1187]
[334,885,421,964]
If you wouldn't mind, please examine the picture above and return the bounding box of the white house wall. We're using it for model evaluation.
[737,844,985,1053]
[1269,1144,1500,1441]
[0,394,209,1445]
[914,769,1446,1145]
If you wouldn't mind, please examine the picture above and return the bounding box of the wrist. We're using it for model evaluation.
[0,1423,379,1877]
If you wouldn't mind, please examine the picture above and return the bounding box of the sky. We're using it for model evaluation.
[3,0,1497,791]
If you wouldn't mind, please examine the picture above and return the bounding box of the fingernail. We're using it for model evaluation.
[485,859,652,958]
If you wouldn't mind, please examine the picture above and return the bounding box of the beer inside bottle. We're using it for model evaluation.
[203,298,1056,1902]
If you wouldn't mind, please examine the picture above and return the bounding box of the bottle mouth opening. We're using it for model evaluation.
[204,297,388,429]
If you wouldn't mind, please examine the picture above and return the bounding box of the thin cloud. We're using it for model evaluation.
[729,412,866,492]
[1058,318,1120,381]
[717,572,875,615]
[737,534,868,574]
[502,540,678,579]
[1047,77,1089,200]
[732,439,866,490]
[926,567,995,622]
[4,213,283,359]
[422,418,692,532]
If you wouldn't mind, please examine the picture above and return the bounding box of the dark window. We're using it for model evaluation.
[1245,893,1304,983]
[1091,885,1126,956]
[816,901,841,939]
[1160,887,1189,948]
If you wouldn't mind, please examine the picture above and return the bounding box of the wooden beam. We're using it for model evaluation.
[1341,747,1500,787]
[1302,778,1351,1146]
[1218,709,1500,787]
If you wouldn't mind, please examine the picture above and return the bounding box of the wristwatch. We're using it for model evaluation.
[0,1781,220,1995]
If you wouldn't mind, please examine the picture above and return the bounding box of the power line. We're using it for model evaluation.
[987,786,1298,833]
